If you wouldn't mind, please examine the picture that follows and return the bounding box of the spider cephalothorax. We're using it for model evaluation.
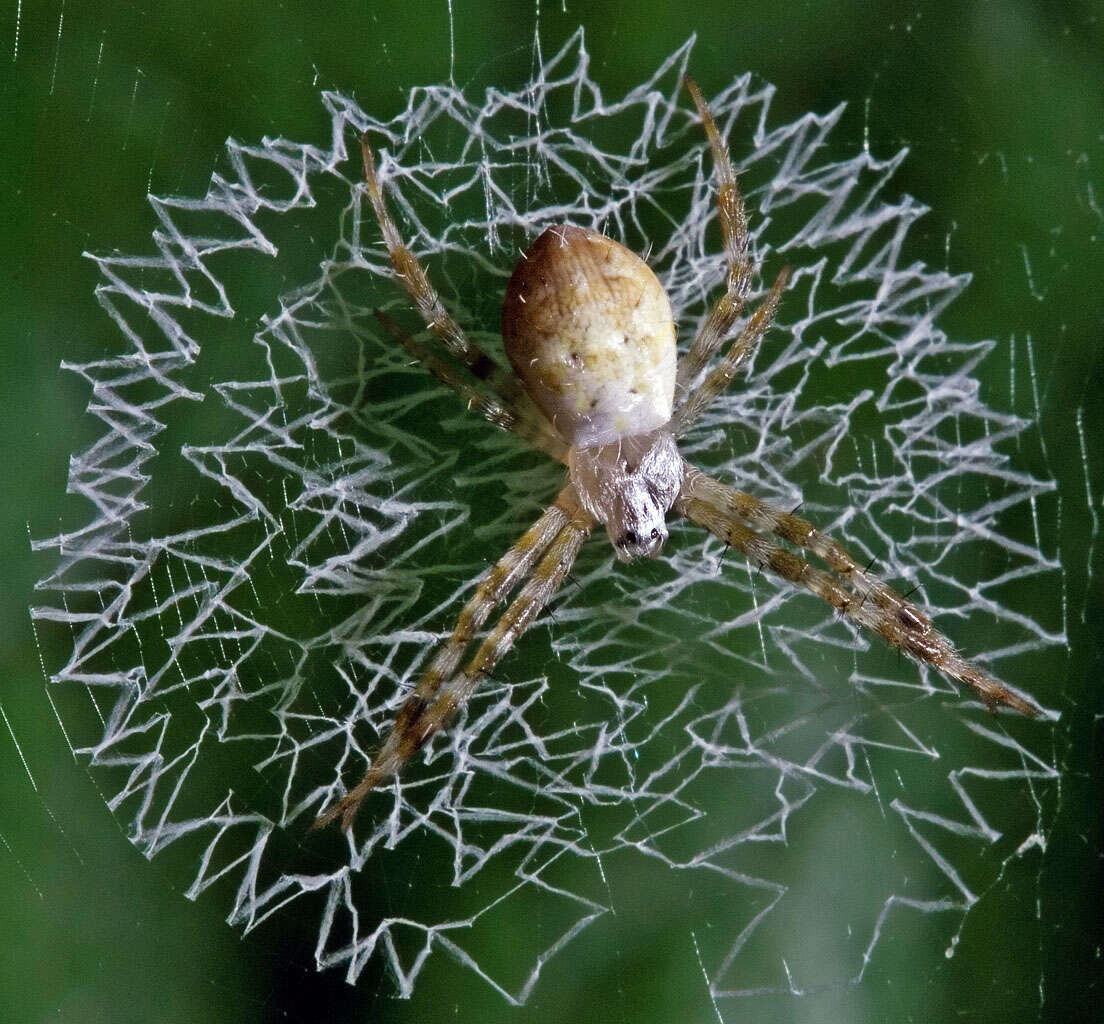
[312,78,1037,833]
[567,429,682,560]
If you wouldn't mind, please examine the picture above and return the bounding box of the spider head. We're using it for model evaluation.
[568,430,682,562]
[610,517,668,561]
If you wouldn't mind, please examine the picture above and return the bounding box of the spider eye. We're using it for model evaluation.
[649,528,661,540]
[619,530,639,547]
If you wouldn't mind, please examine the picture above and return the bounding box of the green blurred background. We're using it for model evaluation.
[1,1,1100,1022]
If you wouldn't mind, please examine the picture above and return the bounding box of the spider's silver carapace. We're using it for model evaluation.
[312,78,1038,832]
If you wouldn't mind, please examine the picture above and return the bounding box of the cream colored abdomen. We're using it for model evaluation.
[501,225,676,448]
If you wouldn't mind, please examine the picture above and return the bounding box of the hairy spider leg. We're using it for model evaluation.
[312,489,594,831]
[683,467,967,636]
[676,76,757,398]
[360,136,512,392]
[673,86,1033,716]
[671,264,790,436]
[677,471,1039,717]
[360,134,562,454]
[375,311,568,461]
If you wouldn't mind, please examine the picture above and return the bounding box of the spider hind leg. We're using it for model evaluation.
[672,264,789,436]
[374,311,566,460]
[359,135,512,394]
[673,79,790,434]
[359,135,565,460]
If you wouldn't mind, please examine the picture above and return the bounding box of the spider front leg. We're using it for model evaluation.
[312,488,594,831]
[681,466,929,609]
[677,468,1039,717]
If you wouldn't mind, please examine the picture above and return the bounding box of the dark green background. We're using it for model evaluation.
[2,2,1101,1022]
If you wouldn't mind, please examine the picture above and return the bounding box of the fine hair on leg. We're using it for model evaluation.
[374,311,567,461]
[313,489,593,831]
[677,467,1039,717]
[359,135,527,408]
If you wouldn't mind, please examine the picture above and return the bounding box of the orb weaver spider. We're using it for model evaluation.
[312,77,1037,832]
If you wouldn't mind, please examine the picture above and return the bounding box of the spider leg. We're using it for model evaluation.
[312,488,593,831]
[671,264,790,436]
[359,135,525,408]
[683,465,957,628]
[676,77,758,397]
[375,311,567,461]
[677,469,1039,717]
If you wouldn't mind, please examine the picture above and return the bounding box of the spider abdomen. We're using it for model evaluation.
[501,224,677,447]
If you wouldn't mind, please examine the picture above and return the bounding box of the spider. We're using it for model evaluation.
[312,77,1038,832]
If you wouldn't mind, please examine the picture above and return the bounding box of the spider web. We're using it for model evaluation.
[31,32,1062,1004]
